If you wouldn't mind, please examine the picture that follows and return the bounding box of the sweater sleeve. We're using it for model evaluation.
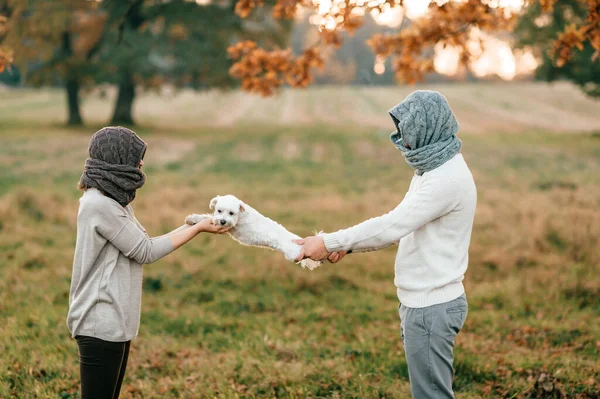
[322,174,460,253]
[93,201,175,264]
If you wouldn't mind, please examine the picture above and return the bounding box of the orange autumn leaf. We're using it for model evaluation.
[0,48,13,73]
[550,1,600,67]
[235,0,264,18]
[538,0,557,12]
[168,24,188,41]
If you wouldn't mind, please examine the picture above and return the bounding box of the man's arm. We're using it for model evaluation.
[297,175,460,261]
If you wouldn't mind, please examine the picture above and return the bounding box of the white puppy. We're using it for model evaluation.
[185,195,323,270]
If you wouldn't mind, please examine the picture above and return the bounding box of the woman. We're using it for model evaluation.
[296,90,477,398]
[67,126,228,399]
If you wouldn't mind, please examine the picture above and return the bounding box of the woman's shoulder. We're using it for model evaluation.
[79,188,124,217]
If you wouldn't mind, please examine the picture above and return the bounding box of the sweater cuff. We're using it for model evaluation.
[323,233,344,253]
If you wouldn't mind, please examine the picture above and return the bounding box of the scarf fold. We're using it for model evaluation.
[388,90,462,175]
[80,158,146,206]
[392,134,462,175]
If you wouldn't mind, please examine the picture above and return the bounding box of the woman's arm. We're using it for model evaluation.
[168,218,228,251]
[92,202,228,264]
[156,224,193,239]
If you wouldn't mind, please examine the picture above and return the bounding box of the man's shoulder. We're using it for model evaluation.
[429,154,472,178]
[423,154,475,197]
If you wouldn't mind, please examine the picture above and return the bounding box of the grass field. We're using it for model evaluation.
[1,83,599,398]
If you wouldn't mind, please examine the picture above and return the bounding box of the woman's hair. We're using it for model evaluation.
[78,180,91,191]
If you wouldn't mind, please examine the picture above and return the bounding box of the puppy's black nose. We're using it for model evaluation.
[220,220,226,226]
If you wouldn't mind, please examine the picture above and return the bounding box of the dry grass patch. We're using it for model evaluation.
[1,110,599,397]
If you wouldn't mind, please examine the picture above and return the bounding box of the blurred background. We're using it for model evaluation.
[1,0,599,398]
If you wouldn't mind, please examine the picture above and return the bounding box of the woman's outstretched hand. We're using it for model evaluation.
[197,218,231,234]
[169,218,229,250]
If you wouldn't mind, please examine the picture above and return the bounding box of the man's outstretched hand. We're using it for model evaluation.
[294,236,347,263]
[294,236,328,262]
[327,251,347,263]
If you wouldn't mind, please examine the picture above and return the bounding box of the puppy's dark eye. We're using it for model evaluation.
[217,210,222,213]
[229,212,234,216]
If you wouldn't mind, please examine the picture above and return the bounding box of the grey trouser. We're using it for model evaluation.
[399,294,468,399]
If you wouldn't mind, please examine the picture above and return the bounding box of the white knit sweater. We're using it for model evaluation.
[323,154,477,308]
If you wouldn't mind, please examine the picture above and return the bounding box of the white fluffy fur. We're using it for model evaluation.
[186,195,323,270]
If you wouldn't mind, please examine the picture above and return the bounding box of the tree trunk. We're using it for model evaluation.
[111,70,136,125]
[66,74,83,126]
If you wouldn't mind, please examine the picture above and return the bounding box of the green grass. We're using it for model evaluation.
[1,86,600,398]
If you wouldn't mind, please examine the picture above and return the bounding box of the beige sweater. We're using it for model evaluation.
[67,188,174,342]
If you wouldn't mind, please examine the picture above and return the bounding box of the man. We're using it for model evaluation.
[295,90,477,398]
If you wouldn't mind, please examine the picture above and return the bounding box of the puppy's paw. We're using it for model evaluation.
[300,259,323,271]
[185,213,208,225]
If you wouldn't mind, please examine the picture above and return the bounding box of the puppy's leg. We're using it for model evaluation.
[185,213,212,225]
[278,240,323,271]
[279,240,302,263]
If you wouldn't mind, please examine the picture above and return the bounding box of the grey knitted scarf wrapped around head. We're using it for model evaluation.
[389,90,462,175]
[79,126,147,207]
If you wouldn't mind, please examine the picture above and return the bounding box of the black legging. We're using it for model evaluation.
[76,336,131,399]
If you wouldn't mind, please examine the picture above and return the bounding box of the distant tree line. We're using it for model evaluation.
[0,0,598,127]
[0,0,288,125]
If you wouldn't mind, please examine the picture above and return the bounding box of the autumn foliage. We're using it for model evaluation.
[1,1,600,93]
[228,41,324,96]
[547,0,600,65]
[228,0,600,95]
[0,15,12,72]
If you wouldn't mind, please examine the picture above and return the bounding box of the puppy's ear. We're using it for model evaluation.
[209,196,219,210]
[239,203,245,212]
